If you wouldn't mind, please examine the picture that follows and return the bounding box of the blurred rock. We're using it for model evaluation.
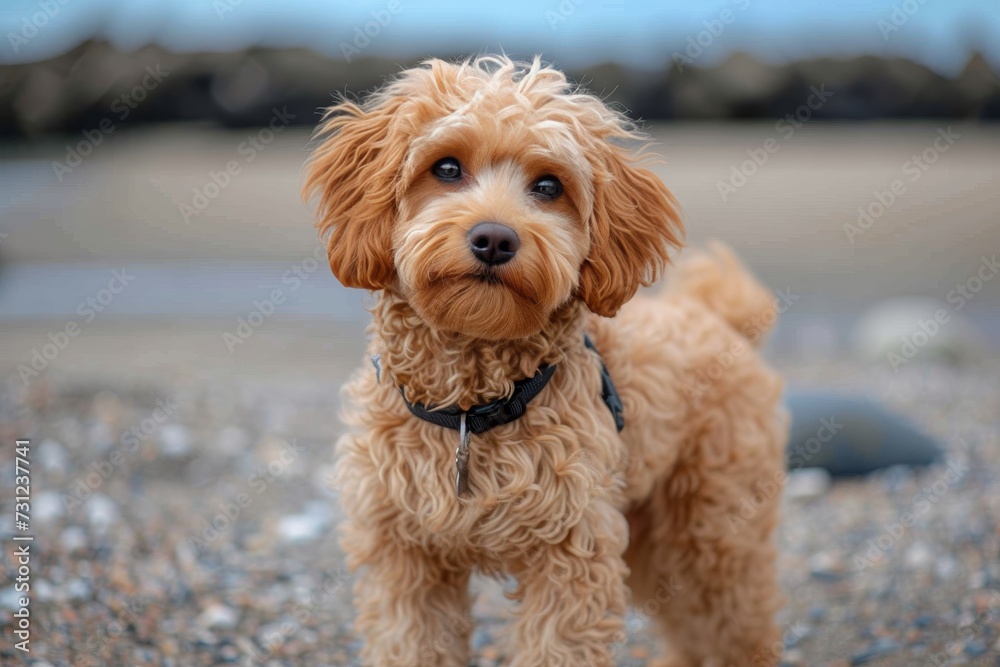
[34,490,65,524]
[158,423,193,459]
[785,468,832,501]
[852,298,986,369]
[277,502,330,543]
[785,390,942,476]
[37,438,69,474]
[60,525,88,552]
[85,493,120,529]
[198,603,239,630]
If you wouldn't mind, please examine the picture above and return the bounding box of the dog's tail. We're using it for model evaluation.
[665,242,777,348]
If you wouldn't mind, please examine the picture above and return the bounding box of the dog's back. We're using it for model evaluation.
[589,243,789,666]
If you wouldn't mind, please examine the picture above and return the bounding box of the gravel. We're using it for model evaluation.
[0,358,998,666]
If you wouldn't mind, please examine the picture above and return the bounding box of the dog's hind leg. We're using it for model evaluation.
[624,364,788,667]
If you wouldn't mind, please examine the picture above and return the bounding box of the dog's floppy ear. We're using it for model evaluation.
[302,93,408,290]
[579,147,684,317]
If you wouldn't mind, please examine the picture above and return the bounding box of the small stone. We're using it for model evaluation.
[808,606,827,622]
[277,504,329,543]
[903,542,934,570]
[198,603,239,630]
[158,424,193,458]
[472,626,493,650]
[65,578,91,600]
[60,526,88,552]
[33,491,65,524]
[809,552,847,582]
[0,587,22,610]
[850,638,900,665]
[37,439,69,473]
[34,578,54,601]
[964,639,988,657]
[785,468,832,501]
[935,556,958,580]
[782,648,805,666]
[85,494,120,529]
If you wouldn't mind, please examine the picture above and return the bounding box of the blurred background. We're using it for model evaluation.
[0,2,997,666]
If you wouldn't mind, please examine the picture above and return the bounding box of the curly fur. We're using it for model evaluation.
[304,55,788,667]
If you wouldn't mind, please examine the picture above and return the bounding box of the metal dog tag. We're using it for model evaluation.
[456,413,472,498]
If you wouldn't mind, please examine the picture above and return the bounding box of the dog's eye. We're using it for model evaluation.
[432,157,462,181]
[531,176,563,199]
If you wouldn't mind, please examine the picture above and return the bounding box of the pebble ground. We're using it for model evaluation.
[0,359,998,666]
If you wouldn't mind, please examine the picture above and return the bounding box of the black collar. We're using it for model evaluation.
[387,334,625,434]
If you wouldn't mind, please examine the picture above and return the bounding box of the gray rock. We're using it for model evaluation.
[785,390,942,476]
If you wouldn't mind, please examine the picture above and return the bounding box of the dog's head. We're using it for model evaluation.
[304,56,683,339]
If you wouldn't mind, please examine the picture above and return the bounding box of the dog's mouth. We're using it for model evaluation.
[473,269,505,286]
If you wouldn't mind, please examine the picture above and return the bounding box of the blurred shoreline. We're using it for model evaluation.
[0,121,997,377]
[2,42,999,141]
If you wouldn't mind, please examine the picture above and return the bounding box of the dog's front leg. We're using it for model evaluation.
[508,500,629,667]
[352,539,472,667]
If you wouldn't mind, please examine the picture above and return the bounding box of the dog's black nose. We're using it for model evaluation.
[468,222,520,266]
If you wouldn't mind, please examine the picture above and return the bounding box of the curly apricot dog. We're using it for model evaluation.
[304,56,788,667]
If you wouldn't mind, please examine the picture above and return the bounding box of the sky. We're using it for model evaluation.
[1,0,998,73]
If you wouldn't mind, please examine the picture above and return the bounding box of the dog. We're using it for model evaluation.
[303,56,788,667]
